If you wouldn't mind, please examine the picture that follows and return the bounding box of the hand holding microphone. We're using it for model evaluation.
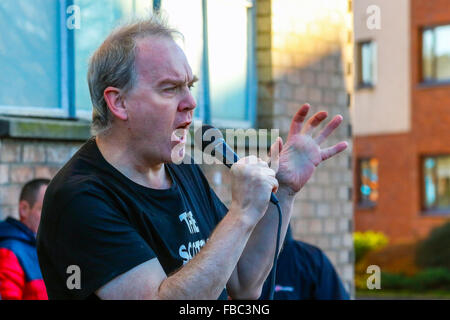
[197,124,283,300]
[229,156,279,225]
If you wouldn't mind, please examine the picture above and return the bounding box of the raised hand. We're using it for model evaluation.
[271,103,348,195]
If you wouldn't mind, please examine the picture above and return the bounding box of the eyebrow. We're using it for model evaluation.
[158,75,199,87]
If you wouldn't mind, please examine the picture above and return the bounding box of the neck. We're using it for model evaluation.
[95,132,172,189]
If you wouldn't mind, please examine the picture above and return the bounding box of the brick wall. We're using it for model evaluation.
[254,0,355,295]
[354,0,450,243]
[0,138,82,219]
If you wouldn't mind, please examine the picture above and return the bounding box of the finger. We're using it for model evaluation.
[320,141,348,162]
[267,176,279,193]
[268,137,282,173]
[302,111,328,135]
[315,115,343,145]
[256,167,276,177]
[257,157,269,166]
[288,104,310,139]
[241,155,258,165]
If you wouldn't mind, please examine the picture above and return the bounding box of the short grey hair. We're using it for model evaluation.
[87,15,181,135]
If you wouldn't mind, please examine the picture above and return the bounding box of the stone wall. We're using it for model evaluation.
[0,138,82,219]
[255,0,355,296]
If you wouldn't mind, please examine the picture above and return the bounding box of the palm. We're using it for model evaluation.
[272,104,348,194]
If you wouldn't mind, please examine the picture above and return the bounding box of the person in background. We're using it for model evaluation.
[259,226,350,300]
[0,178,50,300]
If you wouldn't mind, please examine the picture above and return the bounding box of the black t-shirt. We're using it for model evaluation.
[37,137,229,300]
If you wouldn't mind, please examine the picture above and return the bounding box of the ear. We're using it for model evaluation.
[104,87,128,121]
[18,200,30,221]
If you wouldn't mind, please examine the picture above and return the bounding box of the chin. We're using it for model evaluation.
[168,142,187,164]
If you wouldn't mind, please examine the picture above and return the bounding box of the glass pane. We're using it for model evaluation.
[160,0,204,120]
[207,0,249,122]
[424,156,450,210]
[422,29,434,80]
[424,157,437,208]
[434,25,450,81]
[436,156,450,208]
[361,42,374,85]
[74,0,152,113]
[0,0,59,109]
[359,158,378,205]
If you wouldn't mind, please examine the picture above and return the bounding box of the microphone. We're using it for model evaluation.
[197,124,279,205]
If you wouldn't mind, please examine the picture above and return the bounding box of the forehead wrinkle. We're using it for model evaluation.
[135,37,193,87]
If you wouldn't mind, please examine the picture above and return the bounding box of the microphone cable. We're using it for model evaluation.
[268,198,282,300]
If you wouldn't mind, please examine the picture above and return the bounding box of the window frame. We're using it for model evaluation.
[356,40,376,90]
[421,154,450,215]
[420,23,450,86]
[0,0,75,119]
[200,0,256,129]
[356,157,378,209]
[0,0,257,128]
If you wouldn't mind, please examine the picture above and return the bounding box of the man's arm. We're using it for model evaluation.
[226,186,294,299]
[97,207,258,299]
[97,157,277,300]
[227,104,348,298]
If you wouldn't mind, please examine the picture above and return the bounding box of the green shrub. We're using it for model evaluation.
[416,222,450,269]
[354,231,389,263]
[381,268,450,292]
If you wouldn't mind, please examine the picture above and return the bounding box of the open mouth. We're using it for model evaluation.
[172,122,191,144]
[176,121,192,130]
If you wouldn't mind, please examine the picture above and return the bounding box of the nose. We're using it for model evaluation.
[178,89,197,112]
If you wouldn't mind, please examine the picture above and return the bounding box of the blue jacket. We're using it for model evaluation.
[260,228,349,300]
[0,218,47,299]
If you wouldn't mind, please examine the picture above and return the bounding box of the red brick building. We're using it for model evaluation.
[353,0,450,243]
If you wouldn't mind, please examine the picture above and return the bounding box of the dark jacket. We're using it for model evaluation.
[260,227,350,300]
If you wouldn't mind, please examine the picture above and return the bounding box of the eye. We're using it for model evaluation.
[188,83,195,91]
[164,86,178,93]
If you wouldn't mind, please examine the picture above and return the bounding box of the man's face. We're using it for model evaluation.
[122,36,197,164]
[20,184,47,234]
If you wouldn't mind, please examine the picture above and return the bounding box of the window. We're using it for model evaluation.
[358,158,379,207]
[74,0,152,118]
[0,0,62,116]
[423,155,450,212]
[0,0,152,119]
[0,0,256,128]
[161,0,256,127]
[357,41,376,88]
[422,24,450,83]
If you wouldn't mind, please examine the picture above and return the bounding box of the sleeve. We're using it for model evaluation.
[50,190,156,299]
[314,251,350,300]
[0,248,25,300]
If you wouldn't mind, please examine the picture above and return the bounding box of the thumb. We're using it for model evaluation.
[268,137,283,173]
